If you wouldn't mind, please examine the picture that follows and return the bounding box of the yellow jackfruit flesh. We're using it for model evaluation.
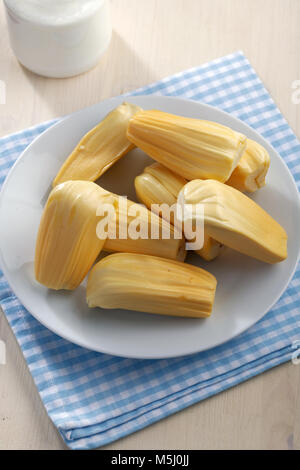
[53,102,142,187]
[127,109,247,182]
[135,162,222,261]
[35,181,113,290]
[180,179,287,264]
[95,184,186,262]
[226,138,270,192]
[86,253,217,318]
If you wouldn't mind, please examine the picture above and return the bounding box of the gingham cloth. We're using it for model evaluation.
[0,52,300,449]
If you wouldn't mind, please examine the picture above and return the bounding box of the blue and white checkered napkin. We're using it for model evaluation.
[1,52,300,449]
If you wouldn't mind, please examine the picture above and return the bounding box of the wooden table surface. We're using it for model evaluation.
[0,0,299,450]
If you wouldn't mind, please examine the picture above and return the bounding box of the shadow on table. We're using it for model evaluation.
[17,30,159,118]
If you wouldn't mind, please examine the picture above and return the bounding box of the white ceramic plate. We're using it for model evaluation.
[0,95,299,359]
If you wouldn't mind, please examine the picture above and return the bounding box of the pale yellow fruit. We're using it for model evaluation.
[53,102,142,187]
[87,253,217,318]
[195,236,223,262]
[35,181,113,290]
[180,179,287,264]
[226,138,270,192]
[127,109,247,182]
[135,162,222,261]
[95,184,186,262]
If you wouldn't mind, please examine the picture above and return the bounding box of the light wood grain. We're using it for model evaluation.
[0,0,300,450]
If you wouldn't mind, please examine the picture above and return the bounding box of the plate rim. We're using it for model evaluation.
[0,94,299,359]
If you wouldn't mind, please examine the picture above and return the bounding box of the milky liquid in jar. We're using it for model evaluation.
[4,0,112,78]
